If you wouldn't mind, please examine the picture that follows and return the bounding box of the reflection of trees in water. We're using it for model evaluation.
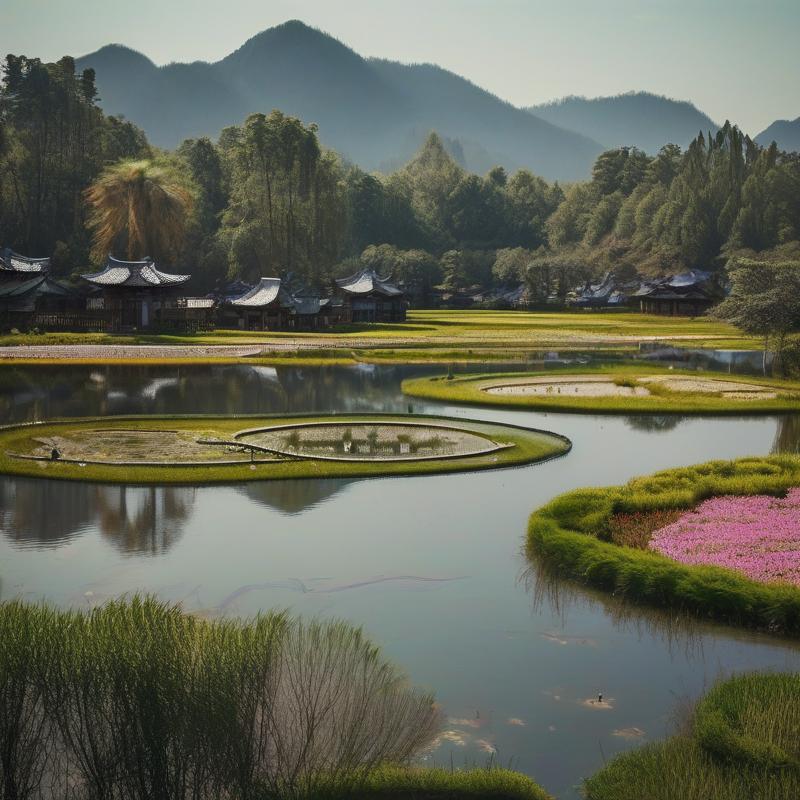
[772,414,800,454]
[0,477,95,547]
[95,486,196,555]
[522,556,800,659]
[625,415,686,434]
[0,363,415,421]
[275,365,406,413]
[241,479,347,514]
[0,479,196,555]
[524,558,708,660]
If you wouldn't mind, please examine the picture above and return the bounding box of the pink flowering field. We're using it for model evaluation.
[648,489,800,587]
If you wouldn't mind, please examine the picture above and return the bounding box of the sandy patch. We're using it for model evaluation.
[486,379,649,397]
[239,421,502,461]
[638,375,779,397]
[581,697,615,710]
[28,430,261,464]
[613,727,645,739]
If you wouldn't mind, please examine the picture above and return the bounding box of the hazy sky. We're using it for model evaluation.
[2,0,797,134]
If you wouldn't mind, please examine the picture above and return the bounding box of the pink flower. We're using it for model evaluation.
[648,489,800,586]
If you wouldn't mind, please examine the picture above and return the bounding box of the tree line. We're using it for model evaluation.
[2,53,799,300]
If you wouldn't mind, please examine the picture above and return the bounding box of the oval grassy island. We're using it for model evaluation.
[0,413,570,484]
[402,364,800,414]
[527,456,800,636]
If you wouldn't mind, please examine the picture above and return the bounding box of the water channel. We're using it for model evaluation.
[2,359,799,798]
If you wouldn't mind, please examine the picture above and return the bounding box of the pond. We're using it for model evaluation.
[2,361,800,799]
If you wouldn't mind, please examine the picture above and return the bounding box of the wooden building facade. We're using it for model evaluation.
[334,269,406,323]
[81,256,212,332]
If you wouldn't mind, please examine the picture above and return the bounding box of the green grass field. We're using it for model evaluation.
[0,413,570,484]
[0,310,758,355]
[585,672,800,800]
[527,456,800,635]
[402,363,800,414]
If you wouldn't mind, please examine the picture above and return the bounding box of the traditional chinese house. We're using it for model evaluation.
[81,256,199,331]
[569,272,629,309]
[634,270,717,316]
[0,248,75,330]
[229,277,292,330]
[334,269,406,323]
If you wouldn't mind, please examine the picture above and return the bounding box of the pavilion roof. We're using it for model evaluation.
[0,275,71,299]
[81,256,189,288]
[0,248,50,274]
[231,277,283,307]
[335,268,403,297]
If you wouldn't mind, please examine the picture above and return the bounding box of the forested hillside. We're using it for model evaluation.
[2,53,798,303]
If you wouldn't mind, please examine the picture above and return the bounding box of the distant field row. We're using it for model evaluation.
[0,310,758,358]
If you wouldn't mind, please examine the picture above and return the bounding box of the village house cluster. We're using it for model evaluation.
[0,249,407,332]
[1,245,721,333]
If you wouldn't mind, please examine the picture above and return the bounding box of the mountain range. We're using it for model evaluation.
[755,117,800,153]
[75,20,797,180]
[526,92,719,153]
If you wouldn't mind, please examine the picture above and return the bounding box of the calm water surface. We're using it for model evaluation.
[2,363,800,799]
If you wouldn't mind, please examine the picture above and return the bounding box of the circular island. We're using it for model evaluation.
[402,366,800,414]
[527,455,800,636]
[0,413,570,484]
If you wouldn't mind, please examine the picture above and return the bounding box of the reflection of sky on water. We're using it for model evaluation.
[2,362,800,799]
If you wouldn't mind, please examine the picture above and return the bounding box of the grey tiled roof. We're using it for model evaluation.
[0,248,50,274]
[82,256,189,288]
[231,277,282,307]
[335,269,403,297]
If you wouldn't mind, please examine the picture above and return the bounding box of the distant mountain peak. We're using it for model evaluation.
[755,116,800,152]
[76,21,603,180]
[527,91,718,153]
[78,43,156,69]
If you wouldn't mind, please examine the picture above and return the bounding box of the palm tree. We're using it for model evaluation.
[85,159,193,262]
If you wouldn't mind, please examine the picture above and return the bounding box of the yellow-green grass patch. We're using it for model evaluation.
[0,413,570,485]
[403,363,800,414]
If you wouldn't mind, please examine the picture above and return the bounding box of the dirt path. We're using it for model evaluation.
[0,332,741,361]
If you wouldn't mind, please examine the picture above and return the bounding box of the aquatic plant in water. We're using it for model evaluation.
[649,490,800,586]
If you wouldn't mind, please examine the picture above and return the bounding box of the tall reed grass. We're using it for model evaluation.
[0,597,440,800]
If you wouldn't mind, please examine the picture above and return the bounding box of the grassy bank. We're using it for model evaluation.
[527,456,800,635]
[315,766,551,799]
[0,413,570,485]
[0,309,758,352]
[585,672,800,800]
[402,363,800,414]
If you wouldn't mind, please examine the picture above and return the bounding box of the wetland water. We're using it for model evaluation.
[2,362,800,798]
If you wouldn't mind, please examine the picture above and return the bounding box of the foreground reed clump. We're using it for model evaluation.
[584,672,800,800]
[0,597,445,800]
[527,456,800,635]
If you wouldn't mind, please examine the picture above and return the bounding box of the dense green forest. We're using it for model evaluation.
[2,54,799,300]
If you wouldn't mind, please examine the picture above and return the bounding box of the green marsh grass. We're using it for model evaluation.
[585,672,800,800]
